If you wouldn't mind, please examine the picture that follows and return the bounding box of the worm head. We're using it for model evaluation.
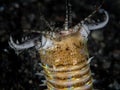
[9,9,109,51]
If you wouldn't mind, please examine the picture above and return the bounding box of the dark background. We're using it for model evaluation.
[0,0,120,90]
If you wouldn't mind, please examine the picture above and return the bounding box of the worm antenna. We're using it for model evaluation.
[64,0,69,30]
[81,0,105,23]
[68,0,72,27]
[64,0,72,30]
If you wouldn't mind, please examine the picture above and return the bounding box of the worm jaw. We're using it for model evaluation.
[8,9,109,53]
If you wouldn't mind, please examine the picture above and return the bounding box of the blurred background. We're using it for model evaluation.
[0,0,120,90]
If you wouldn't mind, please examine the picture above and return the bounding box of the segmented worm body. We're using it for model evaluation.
[39,31,93,90]
[8,2,109,90]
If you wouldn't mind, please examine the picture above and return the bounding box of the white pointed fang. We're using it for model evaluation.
[21,37,24,42]
[16,40,19,44]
